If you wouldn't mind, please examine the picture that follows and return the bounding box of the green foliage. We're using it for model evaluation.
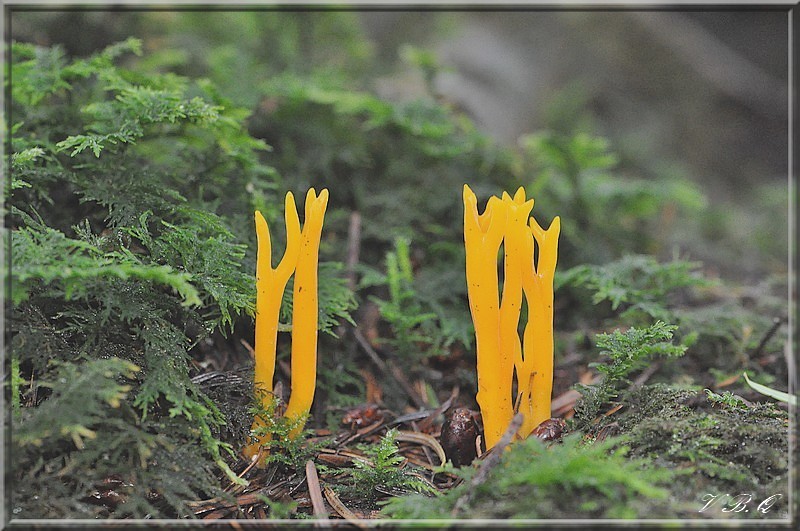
[558,254,712,323]
[742,372,797,406]
[593,321,687,386]
[11,210,201,308]
[10,356,23,418]
[10,39,143,107]
[250,68,517,266]
[342,429,435,500]
[521,131,706,266]
[576,322,687,423]
[279,262,358,338]
[613,385,789,516]
[316,343,367,420]
[382,434,673,519]
[560,255,786,389]
[257,495,299,520]
[705,389,748,410]
[12,357,227,518]
[8,39,287,517]
[367,237,456,363]
[136,11,374,108]
[672,284,787,377]
[15,358,139,449]
[123,209,253,332]
[399,44,445,93]
[247,397,320,471]
[11,146,46,170]
[55,87,221,157]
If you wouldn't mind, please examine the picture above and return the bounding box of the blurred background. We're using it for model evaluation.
[10,8,790,279]
[9,9,792,520]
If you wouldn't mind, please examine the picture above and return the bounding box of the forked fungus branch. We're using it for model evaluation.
[463,185,560,448]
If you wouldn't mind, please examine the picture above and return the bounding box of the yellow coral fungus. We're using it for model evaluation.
[463,185,560,449]
[463,184,510,449]
[283,188,329,439]
[517,208,560,438]
[243,188,328,464]
[244,193,301,461]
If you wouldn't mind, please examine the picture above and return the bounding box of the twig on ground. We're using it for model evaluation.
[305,460,329,523]
[416,386,459,432]
[353,327,388,372]
[389,361,426,409]
[345,211,362,292]
[323,486,367,528]
[353,327,426,408]
[629,361,662,390]
[751,316,784,359]
[450,413,524,518]
[396,430,447,466]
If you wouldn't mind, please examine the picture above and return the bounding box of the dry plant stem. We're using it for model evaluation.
[305,459,329,521]
[284,188,329,439]
[395,430,447,465]
[415,386,458,432]
[389,362,426,409]
[352,327,426,409]
[410,420,437,468]
[244,193,302,459]
[345,211,362,292]
[450,413,524,518]
[463,185,511,449]
[323,487,366,528]
[629,360,663,390]
[751,316,784,359]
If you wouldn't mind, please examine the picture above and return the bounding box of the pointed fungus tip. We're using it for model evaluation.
[319,188,330,204]
[284,192,297,212]
[463,184,477,205]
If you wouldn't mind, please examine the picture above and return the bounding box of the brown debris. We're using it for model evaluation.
[530,418,567,442]
[341,403,384,430]
[305,460,328,520]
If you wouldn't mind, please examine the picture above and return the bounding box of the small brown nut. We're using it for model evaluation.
[440,407,479,467]
[530,418,566,442]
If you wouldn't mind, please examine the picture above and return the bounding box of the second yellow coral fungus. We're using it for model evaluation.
[244,188,328,464]
[462,184,560,449]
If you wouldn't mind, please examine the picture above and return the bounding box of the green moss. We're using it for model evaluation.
[585,385,789,518]
[382,434,675,519]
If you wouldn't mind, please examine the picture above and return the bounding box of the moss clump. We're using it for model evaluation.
[382,434,676,520]
[586,384,789,519]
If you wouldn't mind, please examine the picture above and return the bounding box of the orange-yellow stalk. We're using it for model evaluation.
[517,213,560,438]
[463,184,560,448]
[499,188,534,405]
[283,188,329,439]
[463,184,511,449]
[244,193,301,461]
